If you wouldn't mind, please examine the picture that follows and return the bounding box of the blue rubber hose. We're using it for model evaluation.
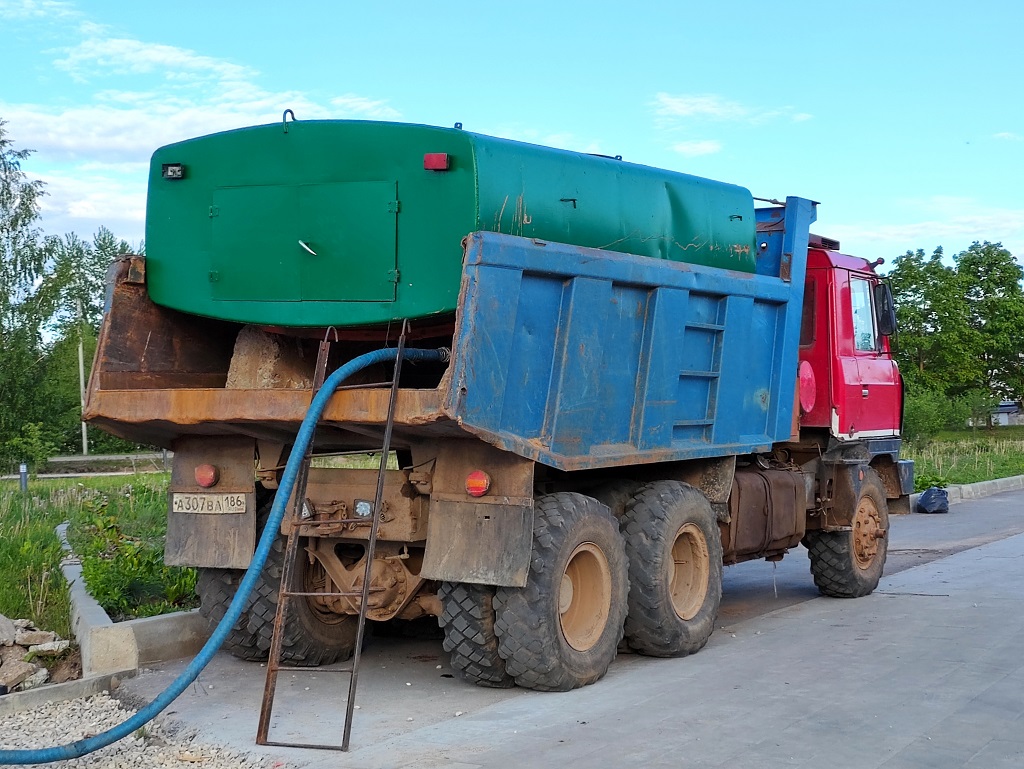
[0,346,447,765]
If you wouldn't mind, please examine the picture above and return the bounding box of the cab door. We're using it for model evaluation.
[844,274,901,437]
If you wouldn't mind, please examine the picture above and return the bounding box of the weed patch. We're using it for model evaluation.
[0,473,195,635]
[904,433,1024,488]
[65,477,198,621]
[0,491,72,637]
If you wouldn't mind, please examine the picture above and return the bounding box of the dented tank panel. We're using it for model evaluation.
[145,120,756,328]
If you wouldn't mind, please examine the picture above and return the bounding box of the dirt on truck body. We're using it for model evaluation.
[86,118,913,697]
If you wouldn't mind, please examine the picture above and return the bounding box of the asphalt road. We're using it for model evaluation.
[120,489,1024,769]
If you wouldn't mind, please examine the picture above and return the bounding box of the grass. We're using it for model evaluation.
[0,491,72,638]
[310,451,398,469]
[65,474,199,621]
[0,473,196,634]
[903,428,1024,489]
[0,453,394,634]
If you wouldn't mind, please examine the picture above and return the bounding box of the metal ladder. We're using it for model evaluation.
[256,323,409,752]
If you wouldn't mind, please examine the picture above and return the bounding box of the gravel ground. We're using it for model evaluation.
[0,692,290,769]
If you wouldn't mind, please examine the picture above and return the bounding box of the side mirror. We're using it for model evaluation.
[874,282,897,337]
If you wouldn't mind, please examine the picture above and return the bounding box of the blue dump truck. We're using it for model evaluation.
[85,118,914,693]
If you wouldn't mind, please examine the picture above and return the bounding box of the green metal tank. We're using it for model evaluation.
[145,119,756,328]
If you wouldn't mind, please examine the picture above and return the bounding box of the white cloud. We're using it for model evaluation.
[0,0,77,20]
[6,18,403,240]
[825,199,1024,262]
[53,33,256,84]
[329,95,402,120]
[76,160,149,174]
[671,139,722,157]
[654,93,748,120]
[3,23,401,164]
[652,92,812,127]
[34,168,147,242]
[994,132,1024,142]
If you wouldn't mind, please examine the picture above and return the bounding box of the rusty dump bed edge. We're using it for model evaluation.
[83,256,461,450]
[85,387,459,450]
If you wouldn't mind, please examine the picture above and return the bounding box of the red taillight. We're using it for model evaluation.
[195,464,219,488]
[465,470,491,497]
[424,152,450,171]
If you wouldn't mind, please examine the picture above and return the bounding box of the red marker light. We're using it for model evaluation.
[424,152,450,171]
[195,464,220,488]
[465,470,491,497]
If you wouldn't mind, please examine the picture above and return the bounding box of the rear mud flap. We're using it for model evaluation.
[421,501,533,587]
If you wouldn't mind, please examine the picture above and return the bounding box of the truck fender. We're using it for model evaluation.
[421,442,535,588]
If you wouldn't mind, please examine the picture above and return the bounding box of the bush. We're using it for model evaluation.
[74,490,197,621]
[2,422,57,474]
[902,388,968,443]
[913,472,948,492]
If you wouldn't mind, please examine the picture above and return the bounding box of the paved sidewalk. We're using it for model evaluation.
[293,527,1024,769]
[120,490,1024,769]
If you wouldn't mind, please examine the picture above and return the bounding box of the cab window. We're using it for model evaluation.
[800,280,816,346]
[850,277,877,352]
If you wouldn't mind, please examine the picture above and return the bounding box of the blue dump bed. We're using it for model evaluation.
[444,197,816,471]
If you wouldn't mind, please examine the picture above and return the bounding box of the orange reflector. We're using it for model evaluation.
[195,463,220,488]
[465,470,491,497]
[424,152,450,171]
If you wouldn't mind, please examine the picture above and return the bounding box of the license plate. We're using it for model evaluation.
[171,493,247,514]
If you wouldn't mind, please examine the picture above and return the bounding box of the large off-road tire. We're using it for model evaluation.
[805,467,889,598]
[620,481,723,657]
[196,497,358,666]
[589,479,644,518]
[196,567,263,660]
[438,582,515,688]
[494,493,628,692]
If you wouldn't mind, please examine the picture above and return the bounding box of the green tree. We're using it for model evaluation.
[1,120,142,466]
[0,119,49,468]
[888,246,982,393]
[901,386,969,443]
[40,226,134,334]
[953,241,1024,400]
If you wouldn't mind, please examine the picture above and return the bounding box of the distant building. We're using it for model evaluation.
[993,400,1024,427]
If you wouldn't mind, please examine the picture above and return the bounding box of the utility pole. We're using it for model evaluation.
[77,296,88,456]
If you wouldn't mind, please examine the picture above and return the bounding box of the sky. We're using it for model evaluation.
[2,0,1023,266]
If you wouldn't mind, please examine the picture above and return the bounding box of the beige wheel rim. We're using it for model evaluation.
[670,522,710,621]
[558,542,612,652]
[853,495,883,569]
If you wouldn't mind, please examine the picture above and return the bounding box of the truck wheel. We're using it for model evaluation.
[196,497,358,665]
[197,568,263,660]
[438,582,515,688]
[806,468,889,598]
[589,479,644,517]
[493,493,628,692]
[620,481,723,657]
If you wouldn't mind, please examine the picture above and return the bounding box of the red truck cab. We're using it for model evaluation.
[798,237,902,440]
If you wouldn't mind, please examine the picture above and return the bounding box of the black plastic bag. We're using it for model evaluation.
[917,486,949,514]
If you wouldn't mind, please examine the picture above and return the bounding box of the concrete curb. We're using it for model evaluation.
[6,523,214,713]
[908,473,1024,513]
[2,561,211,714]
[59,559,212,677]
[0,670,133,716]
